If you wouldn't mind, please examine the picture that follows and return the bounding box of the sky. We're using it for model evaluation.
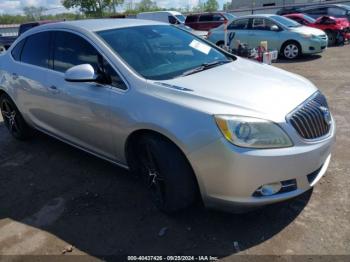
[0,0,230,15]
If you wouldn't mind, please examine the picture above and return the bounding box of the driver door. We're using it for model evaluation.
[248,18,281,50]
[44,31,118,160]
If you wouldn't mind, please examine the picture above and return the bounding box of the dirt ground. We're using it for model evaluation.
[0,45,349,261]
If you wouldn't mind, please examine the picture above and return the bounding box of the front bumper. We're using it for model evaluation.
[301,37,328,54]
[189,119,336,212]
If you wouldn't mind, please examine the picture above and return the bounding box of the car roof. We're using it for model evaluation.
[235,14,277,19]
[29,18,165,33]
[138,11,182,15]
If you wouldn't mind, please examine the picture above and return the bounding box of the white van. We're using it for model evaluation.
[136,11,186,25]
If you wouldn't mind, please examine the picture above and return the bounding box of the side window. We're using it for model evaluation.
[212,14,225,21]
[228,19,249,30]
[21,32,50,68]
[328,7,347,16]
[252,18,276,31]
[185,15,198,23]
[102,60,127,90]
[168,16,177,24]
[199,14,213,22]
[53,31,99,73]
[11,39,25,61]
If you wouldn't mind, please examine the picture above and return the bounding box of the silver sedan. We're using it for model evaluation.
[0,19,335,213]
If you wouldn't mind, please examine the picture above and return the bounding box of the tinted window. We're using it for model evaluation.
[11,39,25,61]
[53,31,99,73]
[102,60,127,90]
[228,19,249,30]
[21,32,50,68]
[168,16,177,24]
[186,15,198,23]
[199,15,213,22]
[97,25,232,80]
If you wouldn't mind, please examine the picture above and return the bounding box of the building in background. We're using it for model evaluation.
[230,0,349,9]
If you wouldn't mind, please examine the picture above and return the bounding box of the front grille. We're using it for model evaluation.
[288,92,331,140]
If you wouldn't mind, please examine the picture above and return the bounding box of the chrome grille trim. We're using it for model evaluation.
[287,92,331,140]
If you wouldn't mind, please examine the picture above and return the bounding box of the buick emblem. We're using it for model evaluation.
[320,106,332,125]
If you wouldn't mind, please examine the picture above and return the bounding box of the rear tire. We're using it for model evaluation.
[0,94,32,140]
[281,41,301,60]
[135,134,198,213]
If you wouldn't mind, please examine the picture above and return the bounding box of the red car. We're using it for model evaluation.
[284,13,350,46]
[185,12,236,31]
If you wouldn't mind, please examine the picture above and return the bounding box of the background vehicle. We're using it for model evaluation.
[0,20,60,52]
[277,4,350,21]
[207,14,328,59]
[285,13,350,45]
[136,11,186,25]
[185,12,236,31]
[18,20,61,35]
[0,35,17,52]
[0,19,335,213]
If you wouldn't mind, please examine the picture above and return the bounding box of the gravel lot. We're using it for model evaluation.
[0,45,349,260]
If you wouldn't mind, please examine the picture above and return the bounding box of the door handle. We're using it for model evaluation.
[48,85,60,93]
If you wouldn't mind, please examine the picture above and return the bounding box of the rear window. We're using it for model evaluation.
[11,39,25,61]
[185,15,198,23]
[228,18,249,30]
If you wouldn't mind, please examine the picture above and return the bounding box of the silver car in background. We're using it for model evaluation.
[0,19,335,212]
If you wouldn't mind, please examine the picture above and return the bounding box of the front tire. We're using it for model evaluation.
[281,41,301,60]
[136,134,198,213]
[0,94,32,140]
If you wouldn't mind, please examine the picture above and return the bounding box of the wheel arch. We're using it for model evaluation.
[280,39,302,53]
[124,128,204,200]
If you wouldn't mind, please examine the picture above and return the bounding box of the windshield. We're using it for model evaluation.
[271,15,302,27]
[175,15,186,23]
[97,25,232,80]
[302,14,316,23]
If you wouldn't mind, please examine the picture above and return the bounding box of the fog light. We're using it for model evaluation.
[254,182,282,197]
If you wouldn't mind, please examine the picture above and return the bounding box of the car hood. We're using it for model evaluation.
[155,58,317,120]
[289,25,325,35]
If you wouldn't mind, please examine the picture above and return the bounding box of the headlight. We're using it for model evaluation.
[301,33,317,39]
[215,115,293,149]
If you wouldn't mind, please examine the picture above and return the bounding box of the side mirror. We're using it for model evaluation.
[271,25,280,31]
[65,64,97,82]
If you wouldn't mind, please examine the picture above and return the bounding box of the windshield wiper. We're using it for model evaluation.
[180,60,231,77]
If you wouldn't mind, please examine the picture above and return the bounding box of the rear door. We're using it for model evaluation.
[8,31,53,129]
[226,18,250,48]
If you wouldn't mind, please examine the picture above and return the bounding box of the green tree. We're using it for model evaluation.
[62,0,123,17]
[136,0,159,12]
[204,0,219,12]
[223,2,231,11]
[23,6,47,20]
